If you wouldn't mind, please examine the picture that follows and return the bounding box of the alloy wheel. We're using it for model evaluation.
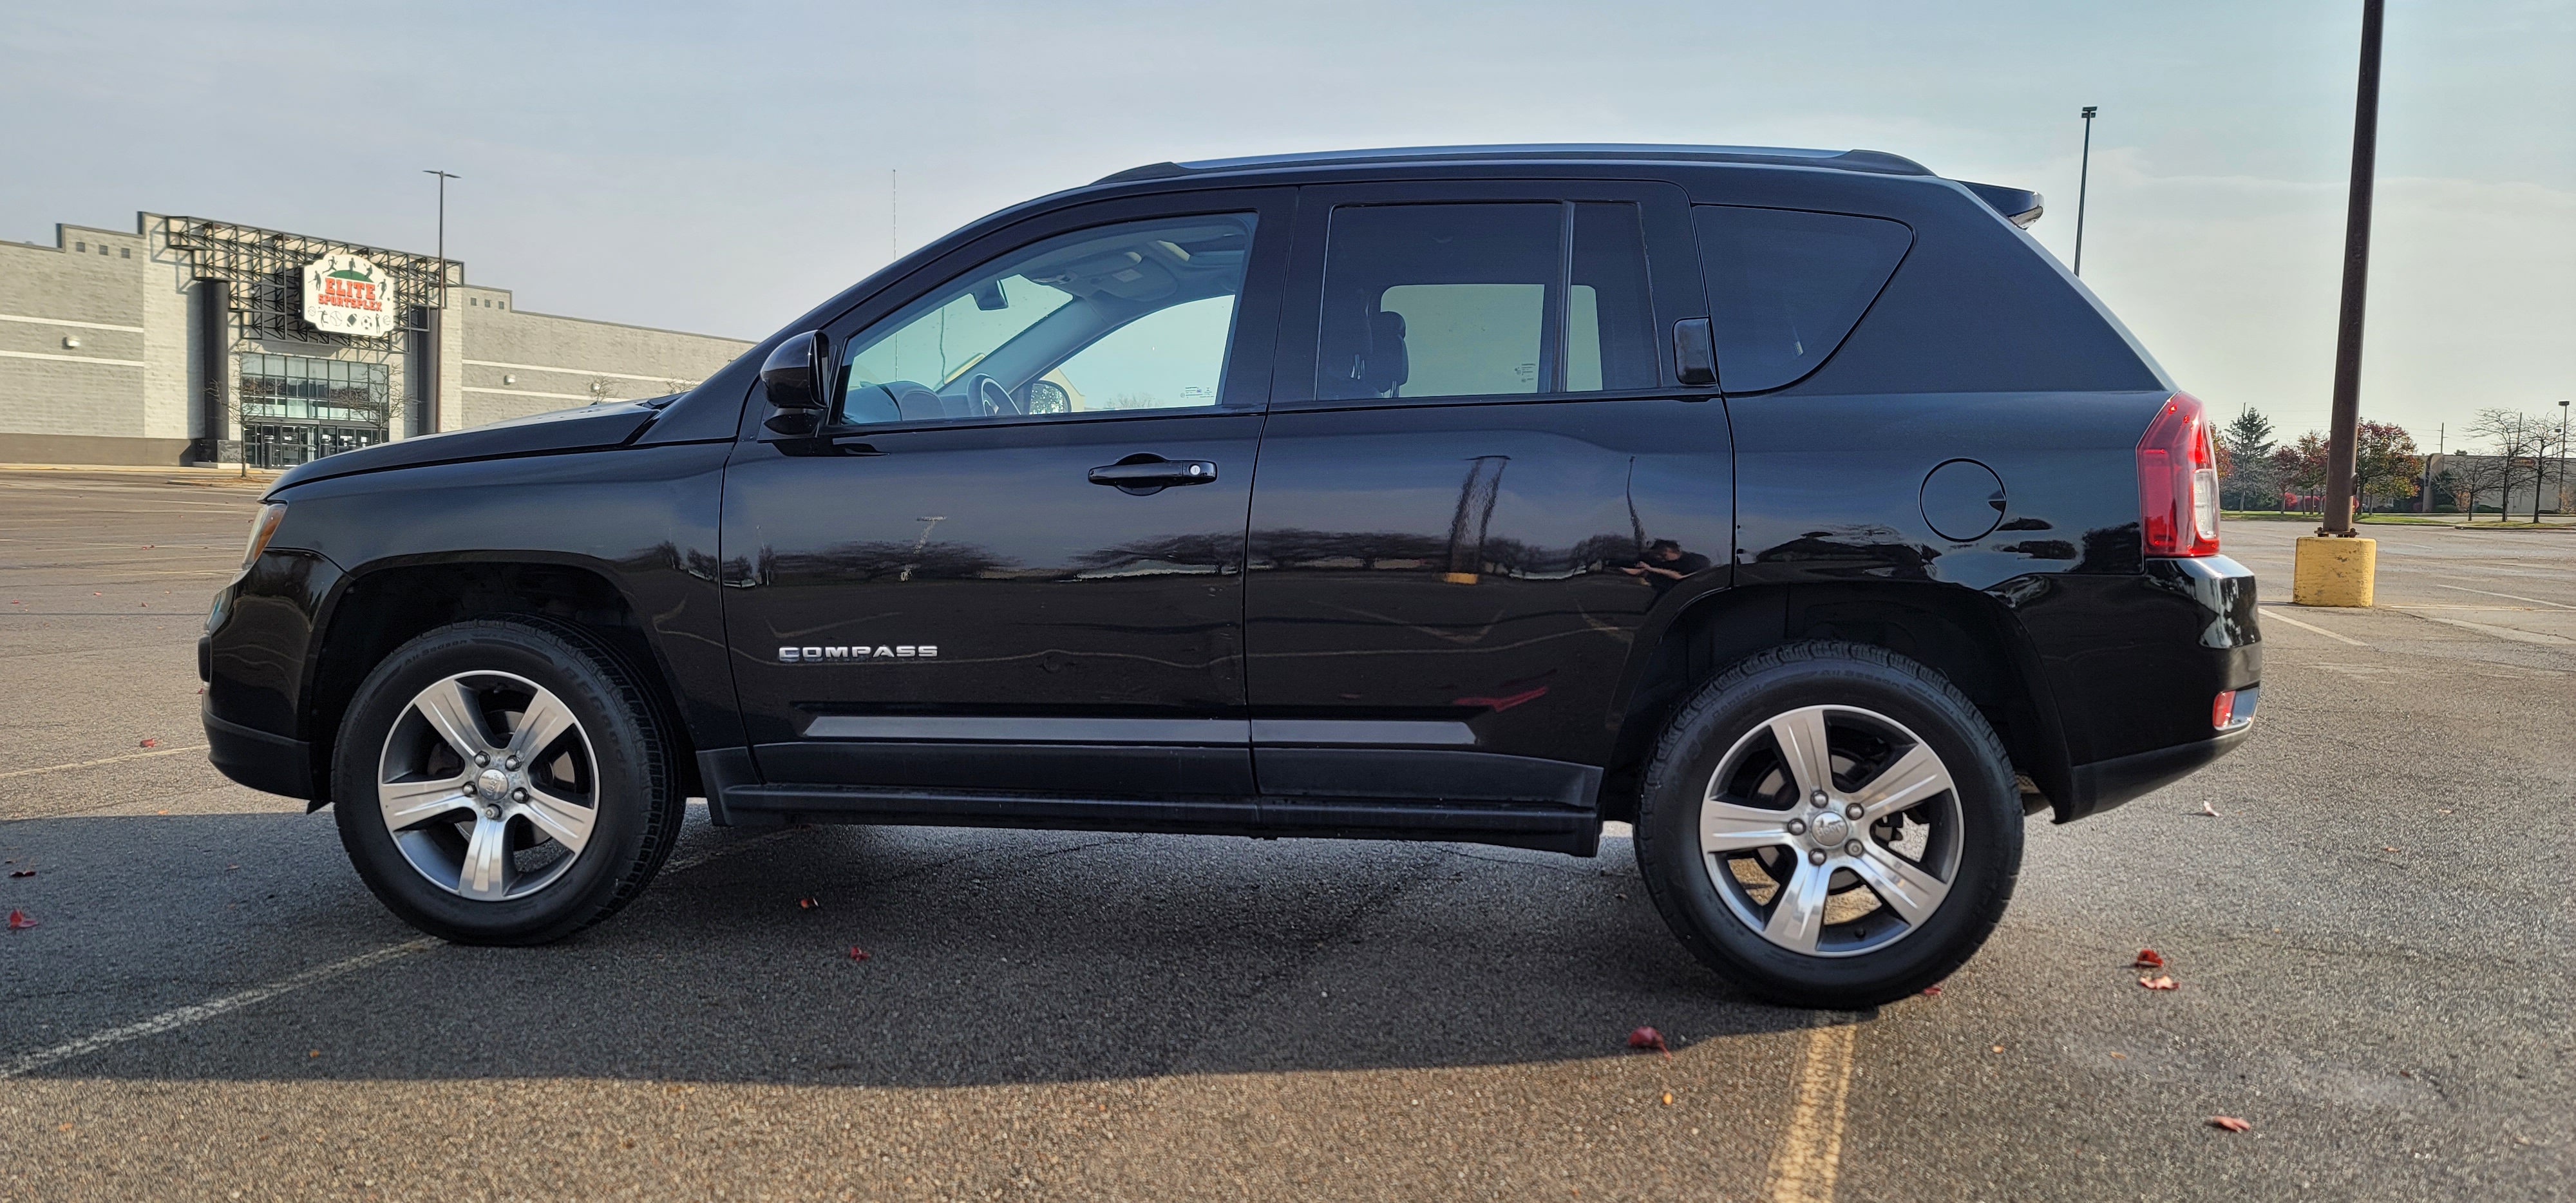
[1698,704,1963,957]
[375,670,599,901]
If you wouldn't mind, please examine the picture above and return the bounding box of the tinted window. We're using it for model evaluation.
[837,214,1253,426]
[1316,202,1656,402]
[1692,206,1911,393]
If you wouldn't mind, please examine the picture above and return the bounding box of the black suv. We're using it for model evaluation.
[203,144,2259,1007]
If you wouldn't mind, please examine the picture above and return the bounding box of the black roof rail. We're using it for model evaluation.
[1095,144,1935,185]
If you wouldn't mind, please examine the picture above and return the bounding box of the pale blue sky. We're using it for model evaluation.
[5,1,2568,447]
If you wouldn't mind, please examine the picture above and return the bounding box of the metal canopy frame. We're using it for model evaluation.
[159,216,457,466]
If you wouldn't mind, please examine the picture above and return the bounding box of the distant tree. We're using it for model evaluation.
[2352,420,2423,514]
[2271,432,2329,513]
[2453,454,2510,519]
[2465,408,2566,522]
[2219,406,2280,510]
[2428,468,2461,513]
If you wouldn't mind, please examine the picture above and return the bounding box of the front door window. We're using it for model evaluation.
[837,215,1255,426]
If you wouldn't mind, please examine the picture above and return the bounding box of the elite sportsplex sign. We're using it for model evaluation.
[301,252,396,337]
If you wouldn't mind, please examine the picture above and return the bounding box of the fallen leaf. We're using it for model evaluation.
[2132,949,2166,969]
[2209,1115,2251,1133]
[1991,1044,2004,1053]
[1626,1026,1669,1055]
[848,947,871,961]
[2110,1052,2126,1059]
[2383,846,2399,853]
[307,1050,321,1057]
[8,909,37,930]
[1661,1091,1674,1106]
[8,870,31,878]
[139,738,159,748]
[2197,801,2221,817]
[59,1122,73,1132]
[2140,974,2177,990]
[797,897,819,909]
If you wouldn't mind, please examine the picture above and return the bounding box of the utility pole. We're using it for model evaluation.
[2295,0,2385,605]
[2074,106,2098,276]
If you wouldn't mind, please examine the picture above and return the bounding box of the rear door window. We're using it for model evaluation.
[1314,202,1657,402]
[1692,206,1911,393]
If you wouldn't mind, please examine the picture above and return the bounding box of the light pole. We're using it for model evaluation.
[421,171,459,439]
[422,170,459,293]
[2294,0,2385,605]
[2074,106,2098,276]
[2545,399,2566,523]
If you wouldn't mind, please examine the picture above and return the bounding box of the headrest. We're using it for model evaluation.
[1360,310,1408,396]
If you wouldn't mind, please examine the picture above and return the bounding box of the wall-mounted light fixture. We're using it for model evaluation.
[63,336,80,348]
[502,374,516,385]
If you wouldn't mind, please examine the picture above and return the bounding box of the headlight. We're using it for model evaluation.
[240,502,288,574]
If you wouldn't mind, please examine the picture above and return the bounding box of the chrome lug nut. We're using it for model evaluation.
[1845,803,1865,820]
[511,788,528,802]
[1786,818,1808,835]
[473,752,489,767]
[1810,790,1830,808]
[504,755,520,770]
[1807,849,1828,866]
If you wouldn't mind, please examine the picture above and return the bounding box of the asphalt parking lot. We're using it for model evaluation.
[1,469,2570,1202]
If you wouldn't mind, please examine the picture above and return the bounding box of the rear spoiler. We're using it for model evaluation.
[1960,181,2044,229]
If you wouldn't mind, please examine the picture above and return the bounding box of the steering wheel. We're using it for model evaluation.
[967,373,1022,417]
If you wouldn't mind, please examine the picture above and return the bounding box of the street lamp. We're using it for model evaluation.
[2559,399,2570,522]
[2074,106,2098,276]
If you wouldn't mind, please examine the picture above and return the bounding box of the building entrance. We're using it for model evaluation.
[236,352,392,467]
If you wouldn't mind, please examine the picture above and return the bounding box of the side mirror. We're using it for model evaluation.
[759,332,828,437]
[1673,318,1718,388]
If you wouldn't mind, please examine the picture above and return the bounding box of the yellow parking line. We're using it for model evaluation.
[1763,1022,1859,1203]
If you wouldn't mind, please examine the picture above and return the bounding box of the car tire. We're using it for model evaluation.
[331,616,683,945]
[1633,640,2020,1008]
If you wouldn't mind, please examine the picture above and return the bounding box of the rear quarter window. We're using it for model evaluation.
[1692,205,1911,394]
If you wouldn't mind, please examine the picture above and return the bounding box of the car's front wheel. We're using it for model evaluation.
[332,617,683,944]
[1633,641,2022,1008]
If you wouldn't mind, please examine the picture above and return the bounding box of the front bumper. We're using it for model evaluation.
[204,698,316,800]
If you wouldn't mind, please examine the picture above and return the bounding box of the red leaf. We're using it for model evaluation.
[139,738,159,748]
[848,947,871,961]
[1627,1026,1668,1055]
[2139,974,2177,991]
[2132,949,2165,969]
[2209,1115,2251,1133]
[7,909,36,930]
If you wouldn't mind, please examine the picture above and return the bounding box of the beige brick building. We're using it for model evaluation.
[0,213,752,466]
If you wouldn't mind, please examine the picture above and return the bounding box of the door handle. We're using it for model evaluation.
[1088,457,1218,491]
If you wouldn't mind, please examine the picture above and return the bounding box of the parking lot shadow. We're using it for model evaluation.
[0,811,1825,1087]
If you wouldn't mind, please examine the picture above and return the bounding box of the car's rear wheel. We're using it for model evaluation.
[1633,641,2021,1008]
[332,617,681,944]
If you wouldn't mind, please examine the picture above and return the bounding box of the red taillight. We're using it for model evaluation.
[2211,690,2237,729]
[2137,392,2220,556]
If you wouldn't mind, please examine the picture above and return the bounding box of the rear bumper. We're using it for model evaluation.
[204,699,316,801]
[2069,723,2251,816]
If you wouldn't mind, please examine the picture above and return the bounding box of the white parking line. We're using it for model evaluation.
[0,817,804,1079]
[0,743,205,781]
[0,938,438,1079]
[2432,582,2576,611]
[1762,1022,1859,1203]
[2261,609,2369,647]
